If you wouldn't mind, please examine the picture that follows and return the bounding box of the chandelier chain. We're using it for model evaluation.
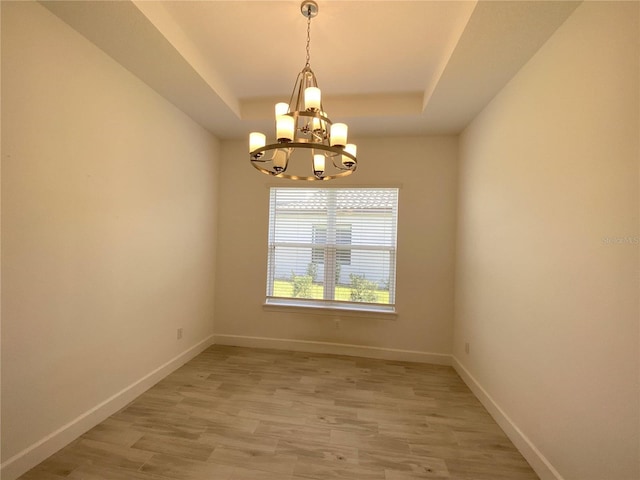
[305,14,311,66]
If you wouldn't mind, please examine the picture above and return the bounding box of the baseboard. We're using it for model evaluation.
[452,355,564,480]
[214,334,451,365]
[0,335,215,480]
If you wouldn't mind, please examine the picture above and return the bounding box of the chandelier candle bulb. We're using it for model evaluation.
[343,143,357,167]
[312,115,323,132]
[304,87,321,111]
[275,102,289,116]
[276,115,295,142]
[330,123,348,147]
[249,132,266,153]
[313,154,325,176]
[273,149,288,173]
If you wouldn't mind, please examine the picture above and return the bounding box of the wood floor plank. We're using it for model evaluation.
[208,445,298,475]
[17,345,539,480]
[66,464,168,480]
[81,419,146,447]
[131,433,215,462]
[229,465,292,480]
[293,459,386,480]
[139,453,235,480]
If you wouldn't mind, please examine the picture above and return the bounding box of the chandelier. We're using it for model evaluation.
[249,0,357,181]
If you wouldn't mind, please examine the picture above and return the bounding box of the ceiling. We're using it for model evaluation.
[41,0,580,140]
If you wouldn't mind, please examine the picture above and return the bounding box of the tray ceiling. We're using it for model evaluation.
[41,0,580,139]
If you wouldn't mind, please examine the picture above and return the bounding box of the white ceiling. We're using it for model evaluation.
[41,0,580,140]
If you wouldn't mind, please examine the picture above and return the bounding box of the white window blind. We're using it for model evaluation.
[266,187,398,311]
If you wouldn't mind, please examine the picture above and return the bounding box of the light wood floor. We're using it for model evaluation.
[19,345,539,480]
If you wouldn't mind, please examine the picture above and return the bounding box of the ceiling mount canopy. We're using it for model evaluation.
[249,0,357,181]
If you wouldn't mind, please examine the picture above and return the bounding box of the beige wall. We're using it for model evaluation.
[1,1,219,472]
[215,136,457,359]
[454,2,639,479]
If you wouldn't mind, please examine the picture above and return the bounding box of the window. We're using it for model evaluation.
[266,187,399,312]
[312,224,352,265]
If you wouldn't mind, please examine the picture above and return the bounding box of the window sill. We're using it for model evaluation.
[263,298,398,320]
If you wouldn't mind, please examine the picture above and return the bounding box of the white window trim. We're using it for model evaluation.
[265,186,399,316]
[263,297,398,319]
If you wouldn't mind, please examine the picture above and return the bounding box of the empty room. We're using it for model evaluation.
[1,1,638,480]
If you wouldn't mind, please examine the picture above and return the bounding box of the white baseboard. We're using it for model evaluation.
[214,334,452,365]
[452,356,564,480]
[1,335,215,480]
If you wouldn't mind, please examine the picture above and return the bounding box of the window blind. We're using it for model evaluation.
[266,187,399,310]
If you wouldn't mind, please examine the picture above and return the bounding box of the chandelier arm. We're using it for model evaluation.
[330,154,352,171]
[248,148,281,163]
[250,143,356,177]
[287,70,304,111]
[250,161,355,181]
[296,110,331,123]
[252,142,345,156]
[310,128,323,143]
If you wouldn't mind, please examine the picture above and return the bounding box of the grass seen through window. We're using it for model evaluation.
[273,278,390,304]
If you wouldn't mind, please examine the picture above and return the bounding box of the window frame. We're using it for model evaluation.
[264,186,399,315]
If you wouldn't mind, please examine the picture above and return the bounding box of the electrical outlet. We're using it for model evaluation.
[334,318,341,329]
[465,342,470,354]
[177,328,183,340]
